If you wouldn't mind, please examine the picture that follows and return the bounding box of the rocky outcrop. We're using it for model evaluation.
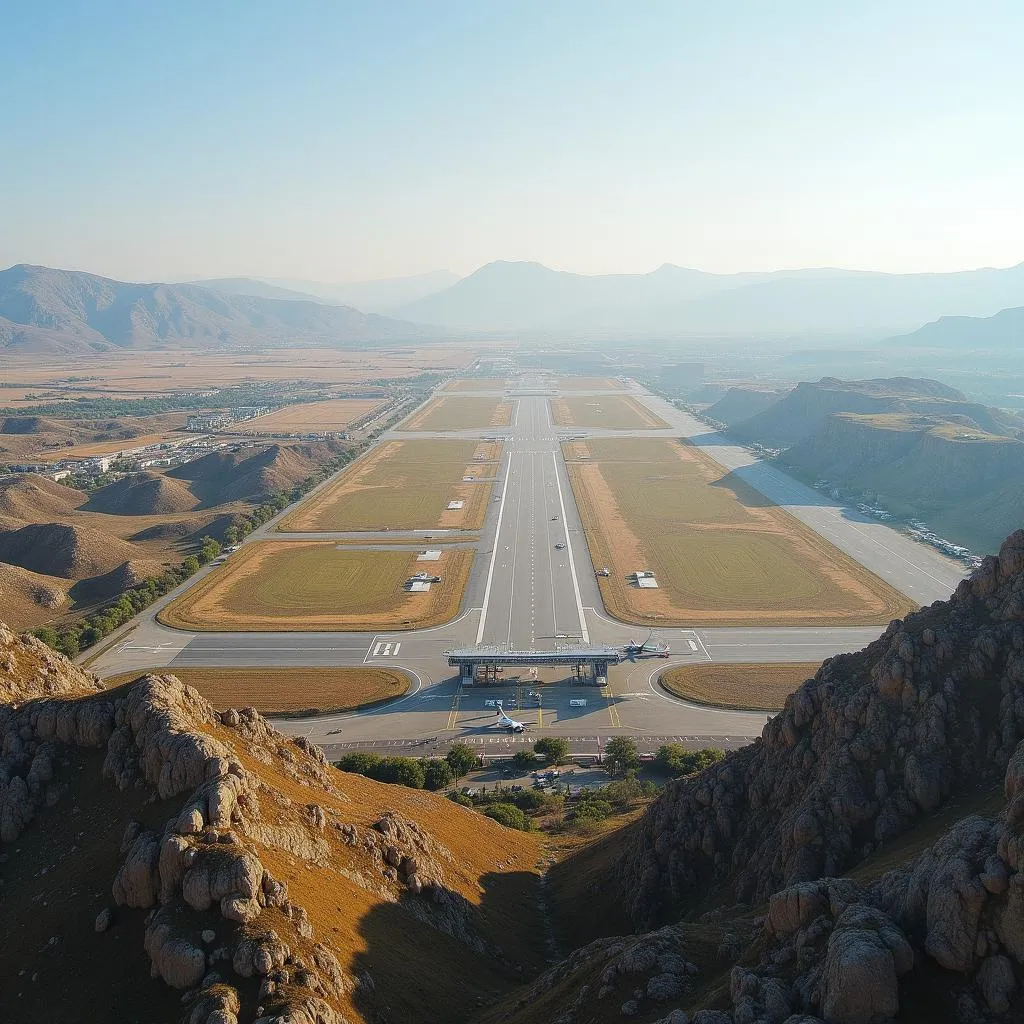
[619,531,1024,927]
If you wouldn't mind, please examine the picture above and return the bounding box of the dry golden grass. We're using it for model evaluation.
[566,437,915,626]
[660,662,819,710]
[551,394,668,429]
[160,542,473,631]
[400,396,513,431]
[240,398,385,432]
[103,665,409,713]
[221,727,546,1024]
[278,438,499,532]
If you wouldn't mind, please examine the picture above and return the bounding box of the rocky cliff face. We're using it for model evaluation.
[618,530,1024,927]
[782,413,1024,551]
[0,629,539,1024]
[730,377,1019,447]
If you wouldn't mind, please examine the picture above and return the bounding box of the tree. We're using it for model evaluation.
[197,535,221,564]
[335,752,383,776]
[603,737,640,776]
[181,555,201,576]
[446,743,477,781]
[448,791,473,807]
[420,758,454,791]
[377,757,425,789]
[654,744,725,779]
[511,750,538,769]
[483,803,532,831]
[534,736,570,764]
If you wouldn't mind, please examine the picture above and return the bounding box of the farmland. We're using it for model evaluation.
[102,665,409,713]
[400,396,514,431]
[279,438,500,532]
[660,662,818,711]
[160,543,473,631]
[550,395,668,429]
[443,377,507,391]
[241,398,385,433]
[564,437,915,626]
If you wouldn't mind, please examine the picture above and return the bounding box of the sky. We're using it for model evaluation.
[1,0,1022,283]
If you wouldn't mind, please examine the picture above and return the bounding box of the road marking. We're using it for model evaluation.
[475,453,513,644]
[446,685,463,730]
[551,450,589,643]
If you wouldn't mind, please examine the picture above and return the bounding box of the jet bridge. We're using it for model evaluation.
[446,645,623,686]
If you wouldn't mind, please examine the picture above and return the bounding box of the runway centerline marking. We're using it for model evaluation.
[475,450,513,644]
[551,450,590,643]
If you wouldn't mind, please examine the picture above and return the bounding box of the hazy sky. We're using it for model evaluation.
[2,1,1022,283]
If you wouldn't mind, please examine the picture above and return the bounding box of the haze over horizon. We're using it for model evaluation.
[2,1,1022,283]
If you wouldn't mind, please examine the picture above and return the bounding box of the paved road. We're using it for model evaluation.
[90,376,968,750]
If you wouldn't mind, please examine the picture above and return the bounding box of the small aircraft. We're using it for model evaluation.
[495,708,526,732]
[622,631,671,660]
[406,572,441,583]
[555,542,566,550]
[596,566,611,577]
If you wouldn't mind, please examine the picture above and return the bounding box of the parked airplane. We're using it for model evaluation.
[406,572,441,583]
[622,631,670,660]
[495,708,525,732]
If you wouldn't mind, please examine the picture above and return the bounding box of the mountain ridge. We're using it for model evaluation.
[0,264,431,353]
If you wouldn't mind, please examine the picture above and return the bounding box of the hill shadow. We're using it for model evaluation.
[348,867,548,1024]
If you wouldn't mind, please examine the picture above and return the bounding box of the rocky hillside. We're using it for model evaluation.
[0,623,544,1023]
[485,532,1024,1024]
[728,377,1021,447]
[783,412,1024,552]
[703,387,790,426]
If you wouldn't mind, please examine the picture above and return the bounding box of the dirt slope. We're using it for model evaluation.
[0,623,544,1024]
[0,521,145,578]
[0,561,70,629]
[86,471,199,515]
[169,441,344,505]
[0,473,85,520]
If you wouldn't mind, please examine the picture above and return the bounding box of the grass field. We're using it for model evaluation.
[278,438,499,532]
[33,430,188,462]
[160,543,473,631]
[443,377,508,391]
[103,665,409,713]
[551,395,668,429]
[660,662,818,710]
[400,396,513,431]
[242,398,384,432]
[565,437,915,626]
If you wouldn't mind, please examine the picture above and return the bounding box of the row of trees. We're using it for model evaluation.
[334,743,478,792]
[34,535,223,658]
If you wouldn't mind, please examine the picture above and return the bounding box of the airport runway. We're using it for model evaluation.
[91,378,969,750]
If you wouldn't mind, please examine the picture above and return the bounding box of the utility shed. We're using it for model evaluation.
[636,576,659,589]
[417,550,442,561]
[446,500,465,510]
[406,581,431,592]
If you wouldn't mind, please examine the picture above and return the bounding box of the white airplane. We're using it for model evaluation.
[495,708,525,732]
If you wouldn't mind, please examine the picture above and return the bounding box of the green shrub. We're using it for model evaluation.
[483,803,532,831]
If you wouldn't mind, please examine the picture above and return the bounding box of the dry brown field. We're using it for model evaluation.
[279,438,499,532]
[160,542,472,631]
[660,662,818,711]
[102,665,409,713]
[564,437,915,626]
[400,396,513,431]
[551,395,668,429]
[0,346,478,391]
[240,398,384,433]
[443,377,508,391]
[557,377,623,390]
[32,431,187,462]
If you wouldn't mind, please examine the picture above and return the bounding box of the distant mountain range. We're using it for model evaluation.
[390,259,1024,336]
[259,270,461,314]
[889,304,1024,351]
[0,265,428,354]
